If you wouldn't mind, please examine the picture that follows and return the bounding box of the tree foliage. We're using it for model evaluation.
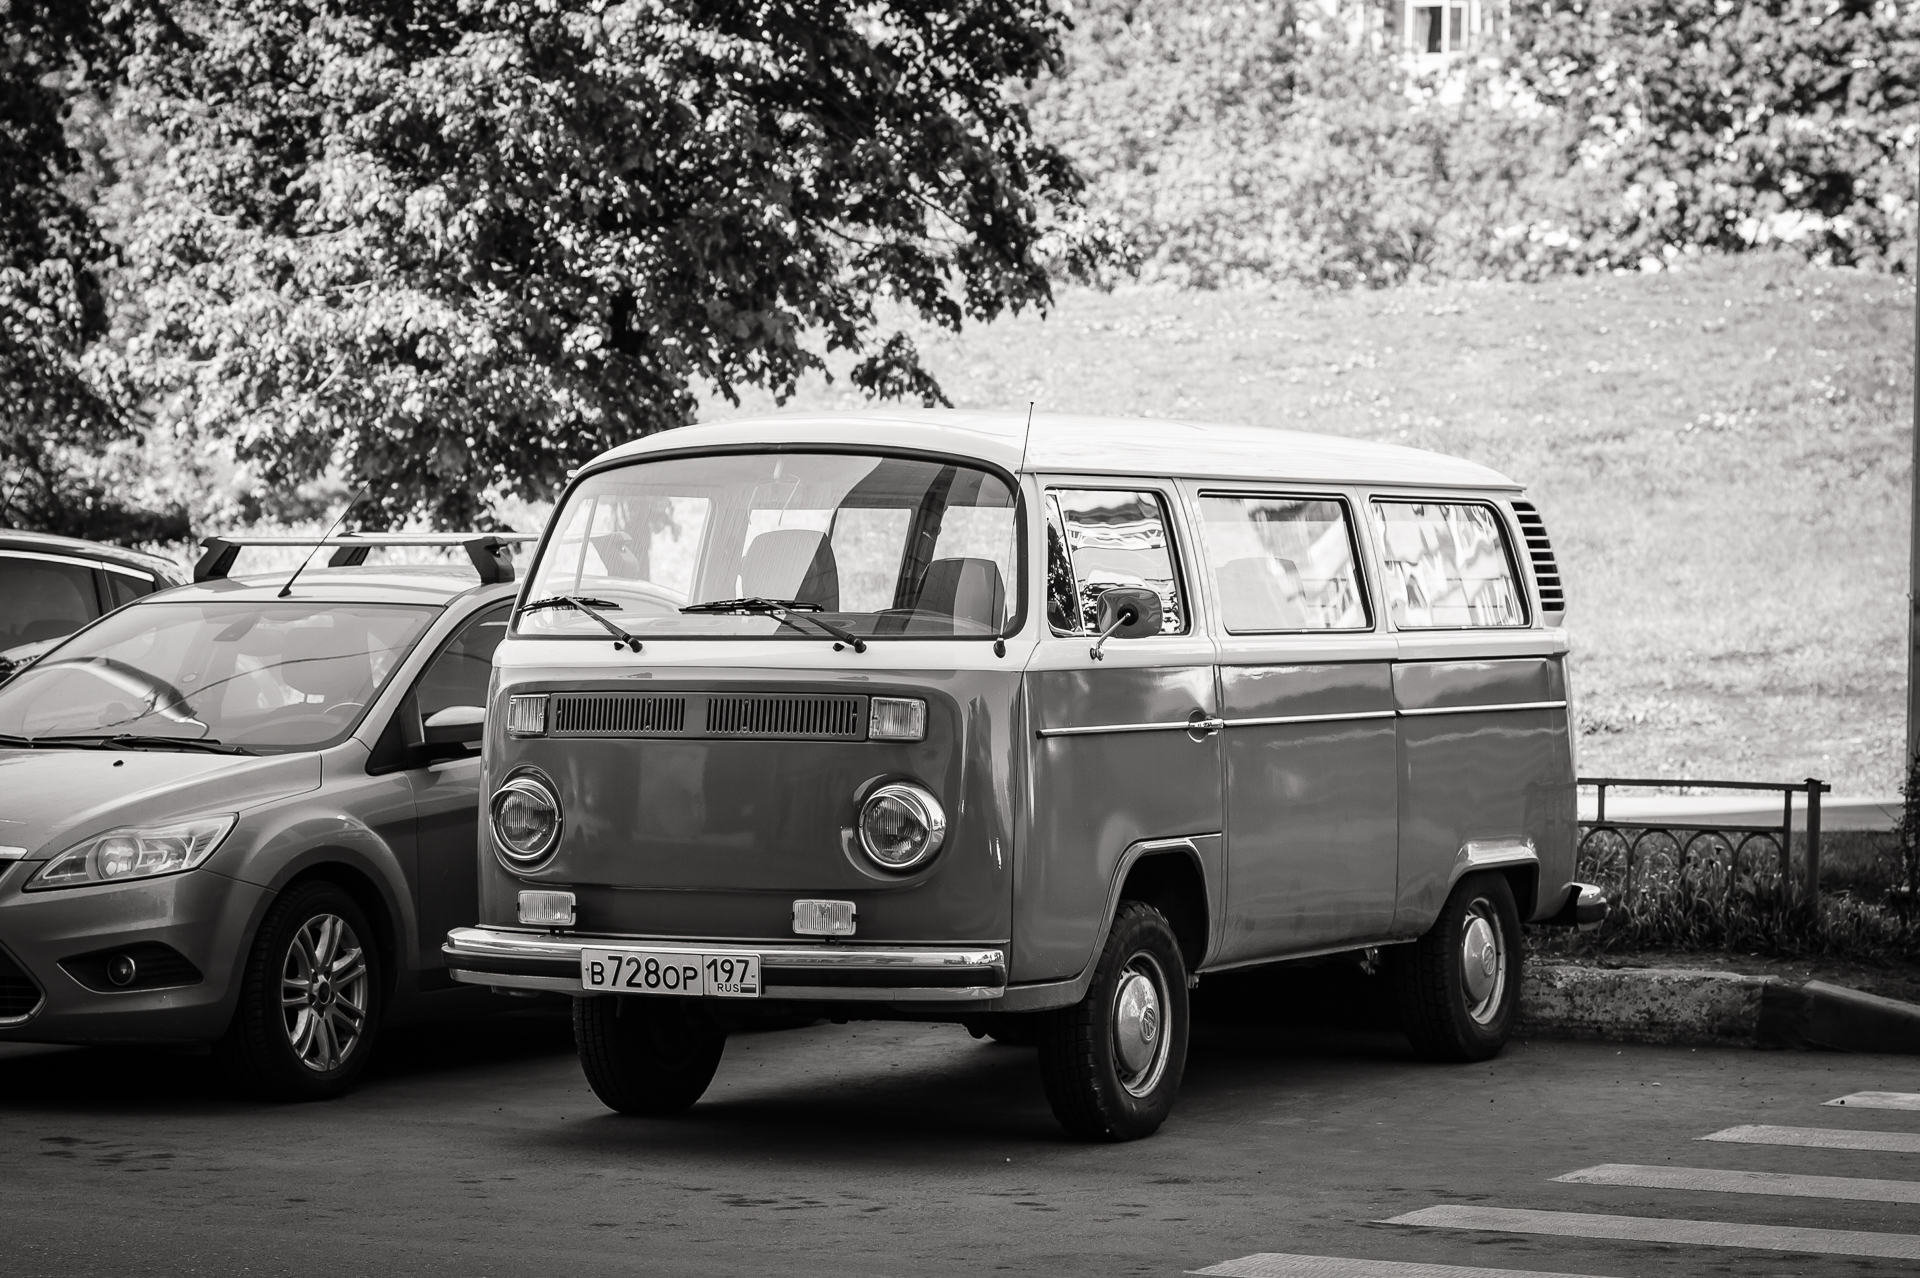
[117,0,1097,528]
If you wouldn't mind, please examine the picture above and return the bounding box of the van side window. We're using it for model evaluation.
[1051,489,1187,635]
[1369,500,1525,628]
[1044,494,1081,634]
[1198,495,1369,633]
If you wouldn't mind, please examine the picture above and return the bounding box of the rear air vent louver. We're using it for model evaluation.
[704,694,865,740]
[550,694,688,736]
[1510,501,1564,620]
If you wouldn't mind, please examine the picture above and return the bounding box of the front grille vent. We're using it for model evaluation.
[1509,500,1565,620]
[551,694,688,736]
[0,947,43,1020]
[704,694,865,739]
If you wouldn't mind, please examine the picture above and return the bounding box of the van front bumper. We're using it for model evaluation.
[444,927,1007,1002]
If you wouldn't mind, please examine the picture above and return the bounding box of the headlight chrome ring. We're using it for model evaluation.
[856,782,947,873]
[490,771,563,870]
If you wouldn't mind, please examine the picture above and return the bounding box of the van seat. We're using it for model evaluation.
[740,529,840,611]
[916,558,1005,630]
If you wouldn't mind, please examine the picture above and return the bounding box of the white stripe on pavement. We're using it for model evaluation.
[1826,1092,1920,1111]
[1189,1256,1618,1278]
[1700,1124,1920,1154]
[1555,1163,1920,1203]
[1382,1205,1920,1260]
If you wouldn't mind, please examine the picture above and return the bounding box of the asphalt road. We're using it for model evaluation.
[1,997,1917,1278]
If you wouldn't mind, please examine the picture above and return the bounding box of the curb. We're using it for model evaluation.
[1518,963,1920,1054]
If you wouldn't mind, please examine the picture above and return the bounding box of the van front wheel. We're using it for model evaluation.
[1392,870,1522,1062]
[574,995,726,1115]
[1038,901,1189,1141]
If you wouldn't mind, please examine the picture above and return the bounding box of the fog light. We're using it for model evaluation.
[106,954,138,987]
[793,899,857,937]
[490,772,562,868]
[856,782,946,872]
[868,697,926,742]
[518,890,575,927]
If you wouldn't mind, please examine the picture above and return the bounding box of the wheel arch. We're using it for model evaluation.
[1116,845,1211,974]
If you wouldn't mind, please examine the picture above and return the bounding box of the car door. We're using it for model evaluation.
[1191,488,1400,963]
[1019,484,1223,984]
[402,601,511,984]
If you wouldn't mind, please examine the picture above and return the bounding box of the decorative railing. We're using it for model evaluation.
[1574,776,1831,948]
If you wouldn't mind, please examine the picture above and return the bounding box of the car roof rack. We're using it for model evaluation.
[193,533,539,586]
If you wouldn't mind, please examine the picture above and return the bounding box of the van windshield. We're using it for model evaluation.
[519,453,1021,640]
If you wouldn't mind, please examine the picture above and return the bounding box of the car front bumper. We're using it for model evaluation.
[444,926,1008,1002]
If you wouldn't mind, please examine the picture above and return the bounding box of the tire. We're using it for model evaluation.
[1037,901,1189,1141]
[574,994,726,1115]
[216,881,382,1101]
[1391,870,1523,1062]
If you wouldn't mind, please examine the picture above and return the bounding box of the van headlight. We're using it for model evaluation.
[856,782,946,872]
[490,771,562,868]
[27,815,237,890]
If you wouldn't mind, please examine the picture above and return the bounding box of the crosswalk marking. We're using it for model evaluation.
[1700,1124,1920,1154]
[1826,1091,1920,1111]
[1555,1162,1920,1203]
[1188,1256,1617,1278]
[1383,1205,1920,1260]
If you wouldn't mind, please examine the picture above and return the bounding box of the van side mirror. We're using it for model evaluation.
[1090,587,1163,660]
[421,705,486,756]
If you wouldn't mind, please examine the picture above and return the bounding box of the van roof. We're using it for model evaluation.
[588,409,1519,491]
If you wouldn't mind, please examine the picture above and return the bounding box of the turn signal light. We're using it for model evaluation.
[868,697,926,741]
[507,695,548,737]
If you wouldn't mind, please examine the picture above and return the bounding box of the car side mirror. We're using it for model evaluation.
[1090,587,1163,660]
[422,705,486,751]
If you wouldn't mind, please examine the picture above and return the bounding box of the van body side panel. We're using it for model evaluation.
[1215,660,1398,962]
[1390,654,1576,933]
[478,660,1018,946]
[1018,660,1221,983]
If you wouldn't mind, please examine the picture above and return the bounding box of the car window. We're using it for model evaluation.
[1050,488,1187,635]
[1369,500,1526,629]
[0,555,99,647]
[416,604,511,719]
[104,569,157,609]
[1198,495,1370,633]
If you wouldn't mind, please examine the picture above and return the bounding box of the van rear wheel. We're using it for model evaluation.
[574,995,726,1115]
[1037,901,1189,1141]
[1391,870,1522,1062]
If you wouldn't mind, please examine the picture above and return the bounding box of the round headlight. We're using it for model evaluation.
[856,782,947,872]
[490,773,562,868]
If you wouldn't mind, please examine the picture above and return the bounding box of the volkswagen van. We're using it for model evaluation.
[444,411,1604,1140]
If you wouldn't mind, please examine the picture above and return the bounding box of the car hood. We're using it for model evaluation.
[0,749,322,859]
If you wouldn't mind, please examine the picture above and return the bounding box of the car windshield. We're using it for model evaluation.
[0,601,439,751]
[519,452,1022,640]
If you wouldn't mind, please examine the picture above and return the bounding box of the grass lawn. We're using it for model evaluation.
[707,257,1916,796]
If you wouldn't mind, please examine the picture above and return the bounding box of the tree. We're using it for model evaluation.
[0,0,185,541]
[116,0,1103,528]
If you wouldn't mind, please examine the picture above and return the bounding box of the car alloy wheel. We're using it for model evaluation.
[280,913,370,1073]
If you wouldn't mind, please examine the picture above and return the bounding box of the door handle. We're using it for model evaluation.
[1187,711,1225,739]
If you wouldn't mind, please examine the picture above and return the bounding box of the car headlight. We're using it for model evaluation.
[856,782,946,872]
[491,771,562,868]
[27,815,238,891]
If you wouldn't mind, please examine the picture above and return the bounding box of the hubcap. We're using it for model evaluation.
[1459,900,1507,1025]
[280,913,369,1073]
[1110,953,1172,1097]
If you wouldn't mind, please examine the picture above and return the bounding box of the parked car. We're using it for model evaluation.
[0,530,184,682]
[444,410,1606,1141]
[0,531,532,1099]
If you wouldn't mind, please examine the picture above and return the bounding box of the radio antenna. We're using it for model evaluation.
[1018,400,1035,474]
[278,480,370,598]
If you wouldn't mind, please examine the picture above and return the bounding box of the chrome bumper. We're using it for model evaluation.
[443,927,1008,1002]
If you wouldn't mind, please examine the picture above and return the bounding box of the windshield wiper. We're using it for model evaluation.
[518,594,643,653]
[679,598,867,653]
[10,733,249,755]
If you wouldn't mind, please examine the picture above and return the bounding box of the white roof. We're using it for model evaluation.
[587,409,1519,491]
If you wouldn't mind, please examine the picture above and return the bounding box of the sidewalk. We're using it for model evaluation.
[1577,792,1903,833]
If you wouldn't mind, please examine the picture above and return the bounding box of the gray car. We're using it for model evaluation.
[0,532,529,1099]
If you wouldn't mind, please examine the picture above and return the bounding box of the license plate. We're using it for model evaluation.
[580,948,761,998]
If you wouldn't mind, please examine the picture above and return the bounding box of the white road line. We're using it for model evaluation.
[1383,1205,1920,1260]
[1189,1256,1618,1278]
[1827,1092,1920,1111]
[1555,1163,1920,1204]
[1700,1124,1920,1154]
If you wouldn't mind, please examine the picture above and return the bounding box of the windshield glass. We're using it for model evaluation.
[0,602,438,751]
[519,452,1021,639]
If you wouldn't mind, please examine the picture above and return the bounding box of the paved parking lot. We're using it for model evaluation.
[2,1003,1916,1278]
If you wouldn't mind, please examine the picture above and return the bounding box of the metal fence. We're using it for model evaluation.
[1575,776,1832,947]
